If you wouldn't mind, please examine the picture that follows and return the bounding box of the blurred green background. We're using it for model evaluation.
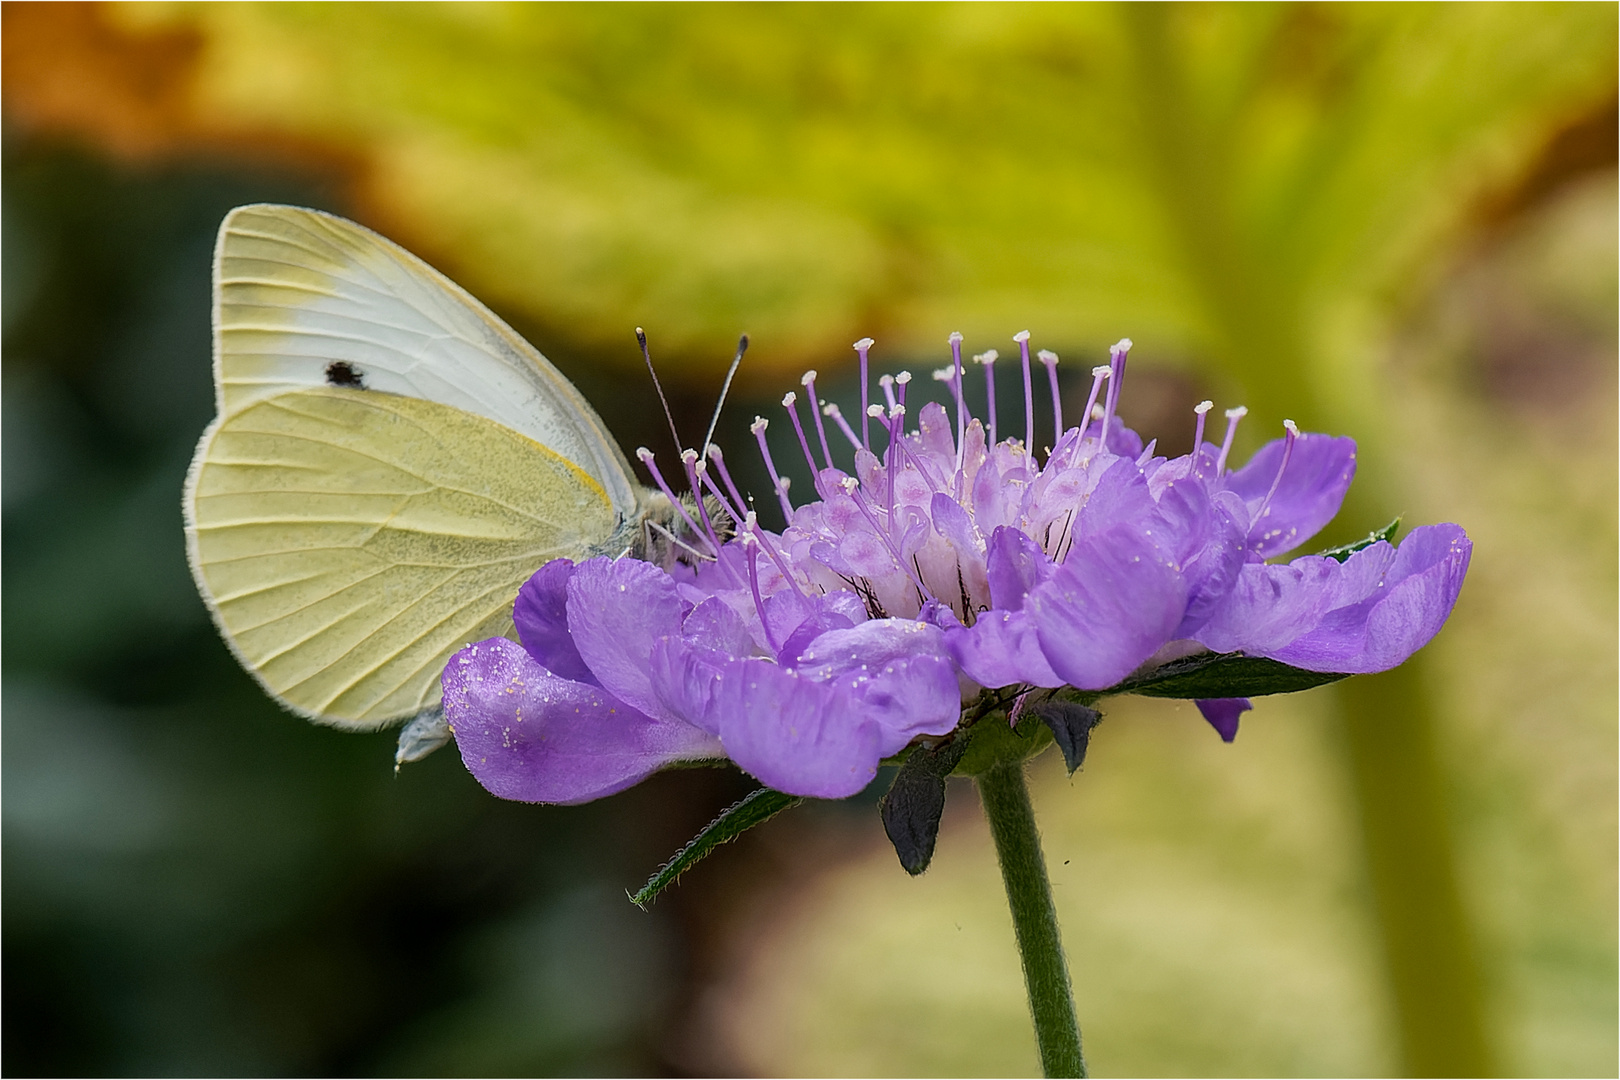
[3,3,1614,1076]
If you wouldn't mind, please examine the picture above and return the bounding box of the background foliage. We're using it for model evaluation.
[4,3,1614,1075]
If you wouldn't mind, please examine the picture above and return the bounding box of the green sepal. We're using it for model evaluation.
[629,786,801,908]
[1314,517,1401,563]
[1111,651,1348,699]
[952,708,1054,777]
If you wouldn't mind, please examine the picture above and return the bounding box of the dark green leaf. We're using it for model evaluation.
[1315,518,1401,563]
[629,787,800,908]
[879,739,968,876]
[1114,653,1348,699]
[1031,701,1103,775]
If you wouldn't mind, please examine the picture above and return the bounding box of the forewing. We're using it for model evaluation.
[214,203,640,514]
[185,387,623,729]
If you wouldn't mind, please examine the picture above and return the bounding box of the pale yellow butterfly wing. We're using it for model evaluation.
[184,386,623,729]
[212,203,642,515]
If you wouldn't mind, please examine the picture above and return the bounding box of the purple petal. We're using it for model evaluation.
[512,559,595,683]
[566,557,685,720]
[945,608,1065,690]
[1077,457,1155,538]
[793,619,961,750]
[1196,698,1251,742]
[1029,524,1187,689]
[985,526,1054,611]
[443,637,721,805]
[711,659,886,799]
[1225,434,1356,557]
[1271,524,1471,673]
[1193,556,1342,656]
[931,490,983,557]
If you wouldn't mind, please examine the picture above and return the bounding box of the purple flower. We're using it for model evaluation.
[443,329,1471,800]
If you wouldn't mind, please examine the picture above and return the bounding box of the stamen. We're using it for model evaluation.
[1077,365,1110,445]
[750,417,796,521]
[866,403,891,457]
[1252,420,1300,526]
[740,533,780,655]
[694,455,744,529]
[1037,349,1061,449]
[1191,400,1214,477]
[854,337,875,449]
[1014,330,1034,450]
[948,332,967,471]
[705,444,749,514]
[1098,338,1131,451]
[976,349,999,444]
[801,370,836,472]
[781,391,823,496]
[879,373,898,412]
[681,449,728,558]
[1215,406,1248,476]
[636,447,707,542]
[894,371,912,418]
[822,402,861,450]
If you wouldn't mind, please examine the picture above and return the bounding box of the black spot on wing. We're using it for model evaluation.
[325,361,365,388]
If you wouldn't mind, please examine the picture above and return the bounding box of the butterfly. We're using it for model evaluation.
[183,204,677,742]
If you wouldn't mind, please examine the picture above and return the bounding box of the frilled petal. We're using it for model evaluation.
[1270,524,1471,673]
[512,559,595,683]
[793,619,961,750]
[945,608,1065,690]
[566,556,685,721]
[1225,434,1357,557]
[443,637,722,805]
[1194,524,1470,674]
[1029,524,1187,689]
[711,659,885,799]
[1195,698,1251,742]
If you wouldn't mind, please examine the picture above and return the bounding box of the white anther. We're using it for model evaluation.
[750,416,768,434]
[932,366,955,382]
[948,331,964,344]
[1091,404,1106,419]
[879,374,894,388]
[680,448,698,464]
[977,349,999,365]
[1013,330,1031,343]
[854,337,875,351]
[866,404,886,418]
[706,444,724,459]
[635,446,655,461]
[743,510,758,530]
[890,404,907,418]
[1112,337,1134,353]
[1284,419,1300,436]
[801,370,818,386]
[1092,364,1111,378]
[1225,406,1248,419]
[1036,349,1058,366]
[1194,400,1214,415]
[895,371,912,385]
[777,476,792,492]
[782,391,797,407]
[840,476,859,493]
[822,402,842,417]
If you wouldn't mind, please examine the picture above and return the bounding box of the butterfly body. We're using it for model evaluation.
[184,204,671,731]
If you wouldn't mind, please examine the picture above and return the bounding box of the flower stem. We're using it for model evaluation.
[977,760,1085,1078]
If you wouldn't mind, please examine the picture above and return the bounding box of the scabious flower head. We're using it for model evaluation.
[443,332,1472,803]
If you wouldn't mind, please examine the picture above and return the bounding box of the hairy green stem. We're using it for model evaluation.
[977,760,1085,1078]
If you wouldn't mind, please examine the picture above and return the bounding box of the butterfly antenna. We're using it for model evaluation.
[701,334,748,462]
[637,327,685,455]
